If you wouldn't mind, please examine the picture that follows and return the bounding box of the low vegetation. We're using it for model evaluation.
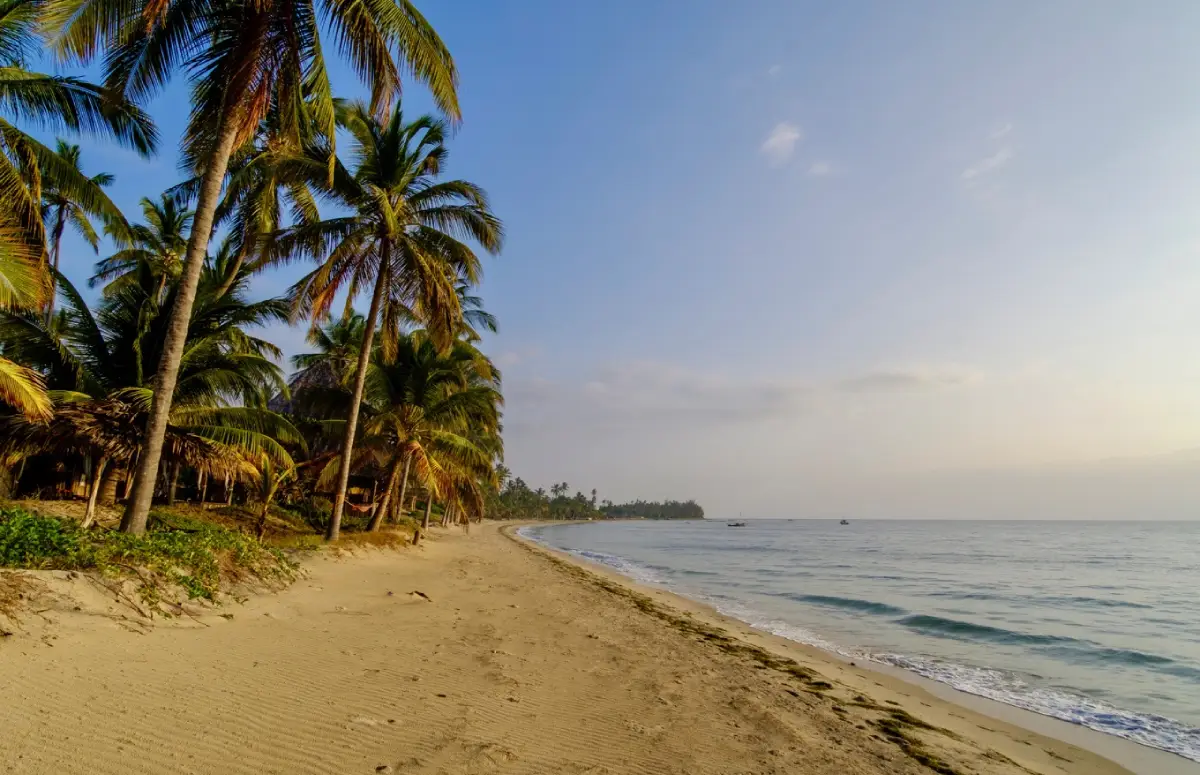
[0,506,296,603]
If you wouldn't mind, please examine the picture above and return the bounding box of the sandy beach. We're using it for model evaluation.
[0,522,1148,775]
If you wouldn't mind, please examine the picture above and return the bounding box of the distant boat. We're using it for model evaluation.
[727,521,747,527]
[839,519,850,525]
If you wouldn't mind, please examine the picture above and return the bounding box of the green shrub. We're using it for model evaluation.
[0,507,297,605]
[0,508,83,567]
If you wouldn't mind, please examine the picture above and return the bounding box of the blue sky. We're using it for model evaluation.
[43,2,1200,517]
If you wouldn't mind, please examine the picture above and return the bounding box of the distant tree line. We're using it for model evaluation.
[600,499,704,520]
[485,468,703,521]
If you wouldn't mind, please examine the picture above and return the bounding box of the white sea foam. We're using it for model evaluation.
[875,653,1200,762]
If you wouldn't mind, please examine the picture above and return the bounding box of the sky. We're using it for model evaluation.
[42,1,1200,519]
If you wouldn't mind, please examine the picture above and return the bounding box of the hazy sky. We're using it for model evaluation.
[47,2,1200,518]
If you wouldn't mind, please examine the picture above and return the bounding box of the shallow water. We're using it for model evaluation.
[520,520,1200,763]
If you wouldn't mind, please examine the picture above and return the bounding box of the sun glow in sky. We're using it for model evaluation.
[48,1,1200,518]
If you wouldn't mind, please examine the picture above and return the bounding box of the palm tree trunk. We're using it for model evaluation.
[414,498,433,546]
[256,500,271,540]
[121,118,242,536]
[82,456,108,529]
[394,452,413,524]
[198,470,208,505]
[366,455,404,532]
[327,238,391,541]
[212,242,251,301]
[225,474,234,506]
[45,213,66,325]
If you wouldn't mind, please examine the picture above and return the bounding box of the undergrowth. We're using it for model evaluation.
[0,507,297,605]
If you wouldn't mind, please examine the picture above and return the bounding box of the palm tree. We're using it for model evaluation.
[278,102,502,540]
[0,263,297,516]
[167,107,321,303]
[353,332,501,534]
[288,314,366,395]
[45,0,460,535]
[91,194,193,298]
[40,140,120,322]
[0,0,156,260]
[0,0,155,418]
[250,452,294,539]
[456,279,498,343]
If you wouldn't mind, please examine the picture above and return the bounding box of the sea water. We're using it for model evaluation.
[519,520,1200,763]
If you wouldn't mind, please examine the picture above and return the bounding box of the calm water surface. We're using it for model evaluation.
[521,520,1200,763]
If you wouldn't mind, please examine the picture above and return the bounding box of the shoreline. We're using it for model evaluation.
[510,522,1197,775]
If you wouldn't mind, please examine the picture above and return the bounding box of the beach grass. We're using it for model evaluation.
[0,506,297,604]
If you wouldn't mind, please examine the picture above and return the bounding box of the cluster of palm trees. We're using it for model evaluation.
[0,0,506,540]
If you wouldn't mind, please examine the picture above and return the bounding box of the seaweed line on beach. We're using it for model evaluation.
[505,526,988,775]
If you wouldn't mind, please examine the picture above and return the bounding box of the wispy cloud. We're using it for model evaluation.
[761,122,802,166]
[767,64,782,78]
[508,361,983,436]
[836,366,982,393]
[990,122,1013,140]
[808,160,835,177]
[961,147,1014,181]
[506,361,810,433]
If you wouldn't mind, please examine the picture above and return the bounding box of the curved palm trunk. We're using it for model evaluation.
[121,119,242,535]
[82,456,108,528]
[393,452,413,524]
[212,241,251,301]
[366,454,405,532]
[327,239,391,541]
[256,499,272,539]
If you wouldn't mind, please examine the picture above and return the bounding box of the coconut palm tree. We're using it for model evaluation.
[91,194,193,298]
[0,264,298,512]
[250,452,294,539]
[167,107,322,303]
[40,140,121,322]
[0,0,155,418]
[45,0,460,535]
[0,0,155,261]
[276,102,502,540]
[289,314,366,394]
[355,332,501,534]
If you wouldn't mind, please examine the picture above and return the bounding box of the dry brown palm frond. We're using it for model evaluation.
[0,398,255,480]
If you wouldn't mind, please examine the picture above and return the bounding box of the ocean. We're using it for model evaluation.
[519,520,1200,764]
